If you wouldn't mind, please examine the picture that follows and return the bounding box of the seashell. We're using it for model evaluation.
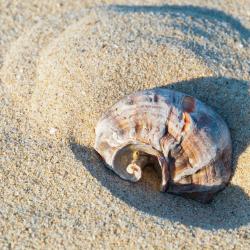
[94,88,232,203]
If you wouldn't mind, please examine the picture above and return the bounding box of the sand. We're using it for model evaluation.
[0,0,249,249]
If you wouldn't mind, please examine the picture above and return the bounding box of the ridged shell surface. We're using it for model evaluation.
[94,88,232,203]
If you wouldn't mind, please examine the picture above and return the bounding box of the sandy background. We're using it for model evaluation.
[0,0,249,249]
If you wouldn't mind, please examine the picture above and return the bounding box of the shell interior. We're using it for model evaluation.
[112,144,162,183]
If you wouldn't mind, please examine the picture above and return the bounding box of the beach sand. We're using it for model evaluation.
[0,0,249,249]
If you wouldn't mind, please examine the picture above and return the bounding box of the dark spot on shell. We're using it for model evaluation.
[154,94,159,102]
[135,122,142,133]
[182,96,196,113]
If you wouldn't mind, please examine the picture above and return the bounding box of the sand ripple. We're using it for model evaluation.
[0,5,249,249]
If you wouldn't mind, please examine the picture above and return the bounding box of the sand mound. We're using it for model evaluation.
[29,7,213,142]
[0,5,249,249]
[2,7,248,142]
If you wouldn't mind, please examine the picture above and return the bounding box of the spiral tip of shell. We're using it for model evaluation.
[126,163,142,181]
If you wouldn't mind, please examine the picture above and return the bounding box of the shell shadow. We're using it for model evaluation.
[69,76,249,230]
[70,142,249,231]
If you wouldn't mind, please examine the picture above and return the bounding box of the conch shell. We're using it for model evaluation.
[94,88,232,203]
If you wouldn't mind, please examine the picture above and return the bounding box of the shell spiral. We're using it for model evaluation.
[94,88,232,203]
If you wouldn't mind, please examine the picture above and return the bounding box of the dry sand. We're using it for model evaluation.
[0,0,250,249]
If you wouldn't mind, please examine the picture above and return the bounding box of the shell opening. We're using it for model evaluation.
[112,144,168,190]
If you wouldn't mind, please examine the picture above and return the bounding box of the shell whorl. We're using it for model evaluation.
[95,90,174,163]
[94,88,232,200]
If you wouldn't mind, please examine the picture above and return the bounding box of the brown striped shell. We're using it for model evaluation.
[94,88,232,203]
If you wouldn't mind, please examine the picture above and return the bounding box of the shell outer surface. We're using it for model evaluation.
[94,88,232,203]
